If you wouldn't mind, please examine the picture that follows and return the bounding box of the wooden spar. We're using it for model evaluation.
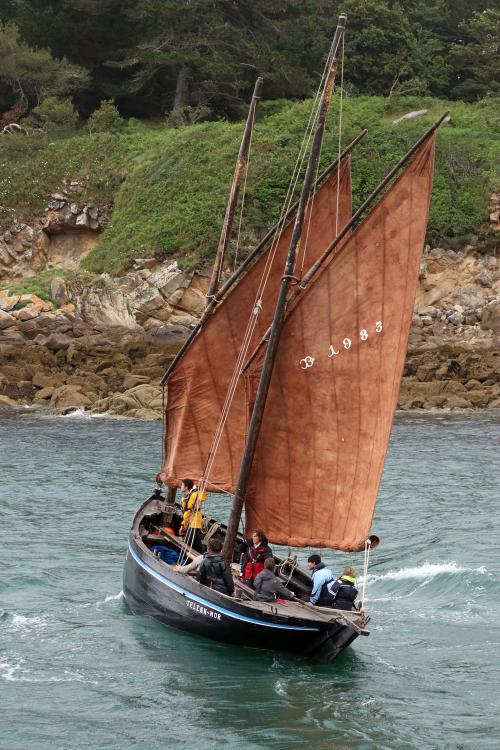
[223,14,347,563]
[160,127,367,386]
[241,111,450,375]
[205,76,263,306]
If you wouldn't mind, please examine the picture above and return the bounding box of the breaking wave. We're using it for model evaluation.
[362,561,487,585]
[60,407,106,419]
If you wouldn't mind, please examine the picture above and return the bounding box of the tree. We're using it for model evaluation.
[0,23,89,119]
[0,0,141,115]
[403,0,495,96]
[116,0,313,119]
[331,0,416,95]
[2,0,498,116]
[449,9,500,100]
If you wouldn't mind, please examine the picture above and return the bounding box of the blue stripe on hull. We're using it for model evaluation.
[128,542,319,632]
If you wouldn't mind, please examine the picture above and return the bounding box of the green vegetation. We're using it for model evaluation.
[8,268,75,300]
[0,22,89,122]
[2,95,497,275]
[29,96,79,131]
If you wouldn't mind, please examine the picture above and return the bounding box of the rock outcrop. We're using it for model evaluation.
[0,336,172,418]
[0,186,111,282]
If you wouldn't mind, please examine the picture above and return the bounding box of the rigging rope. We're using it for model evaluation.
[233,104,257,273]
[360,538,371,611]
[335,33,345,238]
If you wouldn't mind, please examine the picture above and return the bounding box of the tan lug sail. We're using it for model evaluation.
[243,135,436,551]
[160,156,353,492]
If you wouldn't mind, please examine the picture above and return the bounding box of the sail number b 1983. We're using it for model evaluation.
[299,321,383,370]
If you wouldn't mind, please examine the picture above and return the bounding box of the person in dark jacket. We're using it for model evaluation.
[254,558,296,603]
[198,538,234,596]
[240,529,273,587]
[329,565,358,610]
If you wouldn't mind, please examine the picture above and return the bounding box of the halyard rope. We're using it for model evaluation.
[361,538,371,610]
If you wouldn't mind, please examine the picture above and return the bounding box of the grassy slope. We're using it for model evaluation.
[1,96,498,277]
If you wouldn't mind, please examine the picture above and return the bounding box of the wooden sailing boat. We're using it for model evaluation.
[123,15,446,662]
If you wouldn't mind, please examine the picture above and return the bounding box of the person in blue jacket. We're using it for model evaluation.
[307,554,335,606]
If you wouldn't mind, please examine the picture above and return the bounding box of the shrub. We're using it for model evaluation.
[29,96,79,131]
[165,104,212,128]
[88,100,123,135]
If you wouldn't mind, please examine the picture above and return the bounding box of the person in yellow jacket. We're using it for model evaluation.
[179,478,206,553]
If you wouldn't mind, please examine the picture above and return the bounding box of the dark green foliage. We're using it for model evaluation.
[2,0,499,119]
[0,22,89,119]
[29,96,79,131]
[449,10,500,100]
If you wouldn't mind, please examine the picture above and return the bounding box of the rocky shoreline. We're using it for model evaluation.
[1,192,499,418]
[0,332,173,418]
[1,333,498,419]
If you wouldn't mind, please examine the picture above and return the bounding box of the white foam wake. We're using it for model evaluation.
[0,658,94,684]
[0,659,21,681]
[8,614,47,631]
[363,561,486,584]
[101,590,124,604]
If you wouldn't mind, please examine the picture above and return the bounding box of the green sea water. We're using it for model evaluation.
[1,408,499,750]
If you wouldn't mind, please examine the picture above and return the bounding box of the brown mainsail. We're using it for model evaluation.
[243,135,436,551]
[160,156,353,492]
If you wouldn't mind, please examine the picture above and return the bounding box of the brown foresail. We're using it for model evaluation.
[160,157,352,492]
[243,135,436,550]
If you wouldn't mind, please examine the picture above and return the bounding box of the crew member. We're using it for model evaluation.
[198,538,234,596]
[240,529,273,587]
[307,554,335,606]
[329,565,359,611]
[253,558,296,603]
[179,478,206,553]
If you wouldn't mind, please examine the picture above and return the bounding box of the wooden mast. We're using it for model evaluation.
[205,76,263,306]
[223,14,347,562]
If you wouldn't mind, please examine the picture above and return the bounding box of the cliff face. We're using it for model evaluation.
[1,196,499,417]
[401,244,500,409]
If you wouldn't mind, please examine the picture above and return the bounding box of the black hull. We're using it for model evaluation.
[123,500,366,663]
